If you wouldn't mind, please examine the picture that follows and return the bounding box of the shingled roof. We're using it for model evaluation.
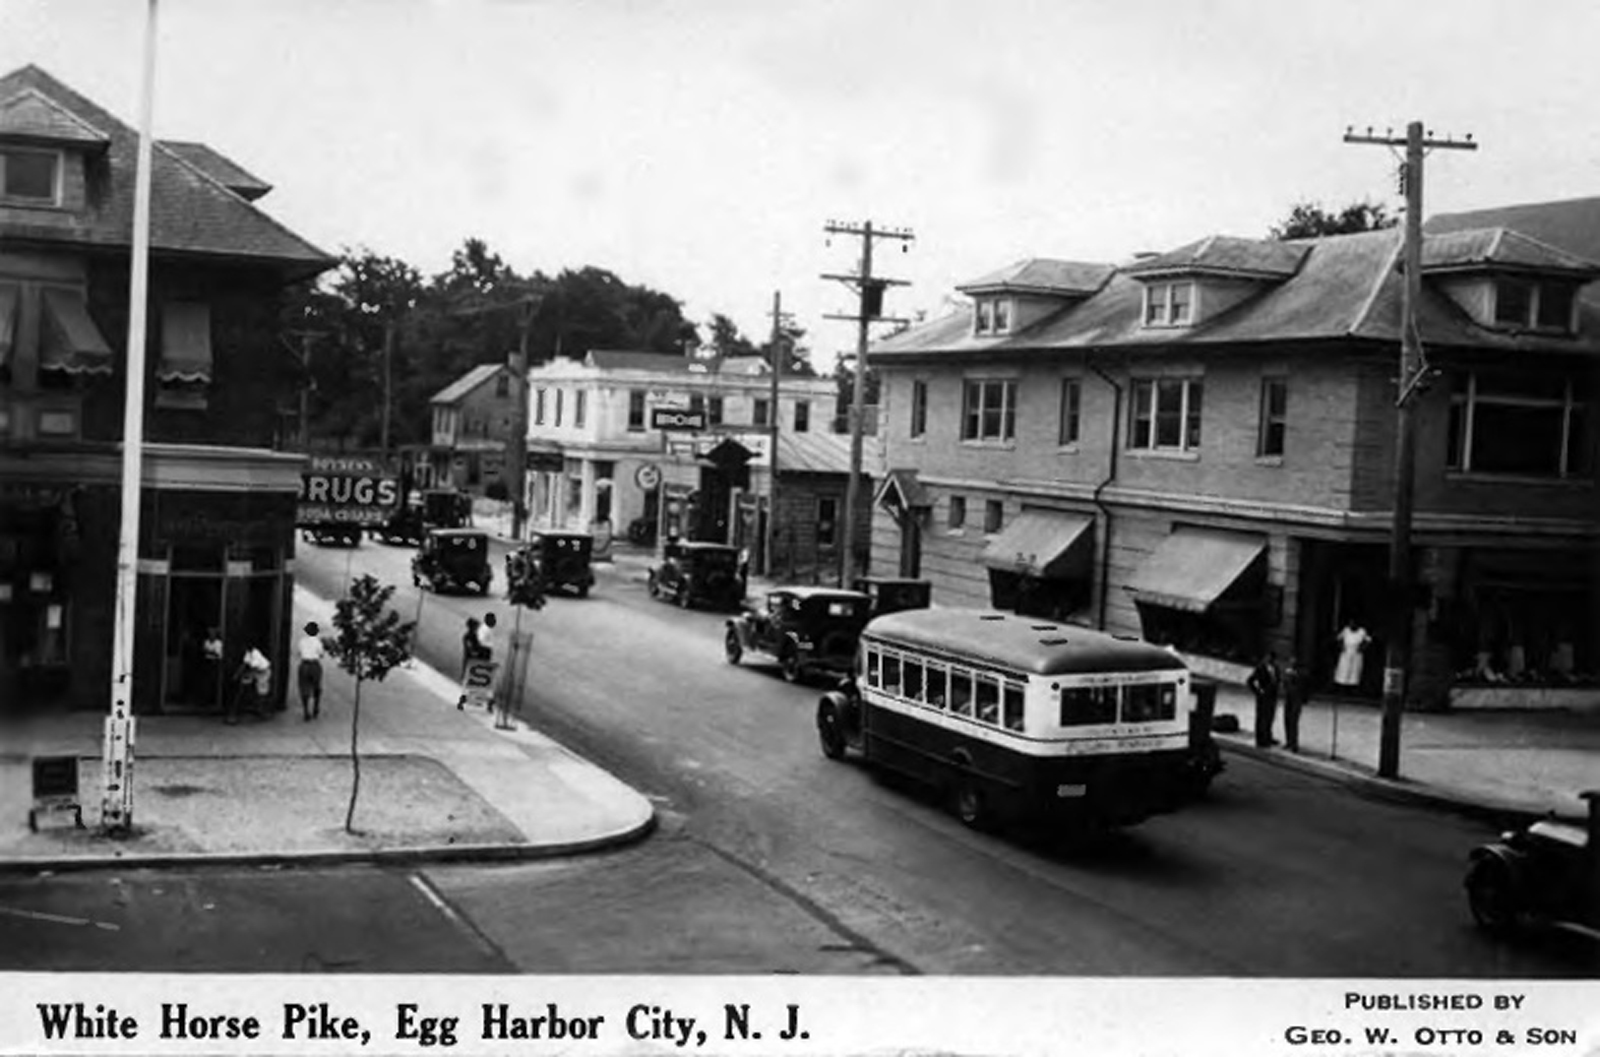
[957,258,1114,297]
[1121,234,1308,279]
[430,363,504,405]
[0,65,331,278]
[161,141,273,201]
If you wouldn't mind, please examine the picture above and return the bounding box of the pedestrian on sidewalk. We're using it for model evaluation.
[476,612,498,709]
[1333,619,1370,693]
[458,616,482,710]
[296,621,326,721]
[228,645,272,725]
[1246,651,1281,748]
[1281,653,1308,753]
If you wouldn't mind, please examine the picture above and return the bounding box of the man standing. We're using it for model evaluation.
[296,621,326,721]
[1246,652,1280,748]
[1281,654,1308,753]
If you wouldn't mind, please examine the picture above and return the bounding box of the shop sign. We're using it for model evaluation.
[297,456,401,527]
[651,407,706,432]
[635,463,662,490]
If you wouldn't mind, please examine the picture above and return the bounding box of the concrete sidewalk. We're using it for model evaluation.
[0,587,654,873]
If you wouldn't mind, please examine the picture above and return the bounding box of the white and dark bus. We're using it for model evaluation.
[815,607,1217,830]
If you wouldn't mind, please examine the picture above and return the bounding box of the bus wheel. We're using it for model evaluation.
[724,629,743,665]
[817,703,847,760]
[953,779,988,830]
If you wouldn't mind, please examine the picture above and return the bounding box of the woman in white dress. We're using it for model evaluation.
[1334,621,1370,689]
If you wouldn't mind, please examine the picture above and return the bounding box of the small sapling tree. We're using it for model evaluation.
[329,573,416,833]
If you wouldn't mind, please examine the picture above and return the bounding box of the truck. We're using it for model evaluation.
[296,454,402,547]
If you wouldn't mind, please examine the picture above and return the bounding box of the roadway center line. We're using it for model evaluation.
[0,905,120,931]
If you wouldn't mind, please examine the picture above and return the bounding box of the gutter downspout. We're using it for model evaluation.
[1089,351,1121,631]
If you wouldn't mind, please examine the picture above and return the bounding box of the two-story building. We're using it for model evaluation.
[0,66,332,717]
[417,361,516,494]
[524,350,873,570]
[869,230,1599,709]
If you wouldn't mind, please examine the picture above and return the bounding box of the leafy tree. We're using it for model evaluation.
[758,323,816,377]
[1270,200,1398,240]
[706,313,758,359]
[328,574,416,833]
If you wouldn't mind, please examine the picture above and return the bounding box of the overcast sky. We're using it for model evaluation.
[5,0,1599,365]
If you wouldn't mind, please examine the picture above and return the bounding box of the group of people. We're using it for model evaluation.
[457,611,498,710]
[1244,620,1372,751]
[216,621,328,725]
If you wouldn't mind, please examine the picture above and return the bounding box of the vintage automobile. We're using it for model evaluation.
[507,530,596,599]
[373,488,472,546]
[725,587,874,684]
[1464,791,1599,939]
[647,540,747,611]
[851,577,933,617]
[411,528,493,595]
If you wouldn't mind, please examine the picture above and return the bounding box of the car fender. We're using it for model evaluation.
[817,687,860,737]
[1466,842,1528,886]
[726,616,754,649]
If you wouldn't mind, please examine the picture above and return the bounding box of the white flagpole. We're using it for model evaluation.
[103,0,159,833]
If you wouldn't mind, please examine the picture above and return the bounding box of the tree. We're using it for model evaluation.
[1270,200,1397,240]
[705,312,758,360]
[328,574,416,833]
[758,323,816,377]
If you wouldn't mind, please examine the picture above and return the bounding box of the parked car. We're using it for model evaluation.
[411,528,493,595]
[1464,792,1599,938]
[852,577,933,617]
[507,530,595,599]
[373,488,472,546]
[648,540,747,611]
[725,586,874,684]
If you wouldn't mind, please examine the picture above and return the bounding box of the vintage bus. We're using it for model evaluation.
[815,607,1216,831]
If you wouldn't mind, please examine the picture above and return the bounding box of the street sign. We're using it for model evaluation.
[461,659,500,710]
[651,407,707,432]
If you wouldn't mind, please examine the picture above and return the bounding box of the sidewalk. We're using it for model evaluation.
[0,587,654,873]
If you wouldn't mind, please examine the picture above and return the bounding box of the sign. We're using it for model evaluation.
[297,456,401,528]
[651,407,707,432]
[634,463,662,490]
[461,659,500,710]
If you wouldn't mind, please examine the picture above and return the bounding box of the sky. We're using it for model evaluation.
[5,0,1600,367]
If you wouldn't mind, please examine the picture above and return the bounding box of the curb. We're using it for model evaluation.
[0,813,657,877]
[1214,736,1553,827]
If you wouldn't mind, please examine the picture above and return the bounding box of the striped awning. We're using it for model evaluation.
[157,301,213,382]
[39,287,113,375]
[981,510,1095,579]
[1125,527,1266,613]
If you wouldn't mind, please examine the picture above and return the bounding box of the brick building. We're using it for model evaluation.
[0,66,332,716]
[869,230,1599,708]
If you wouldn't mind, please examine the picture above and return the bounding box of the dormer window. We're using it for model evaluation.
[973,297,1011,336]
[1492,277,1577,332]
[1143,281,1194,327]
[0,147,59,205]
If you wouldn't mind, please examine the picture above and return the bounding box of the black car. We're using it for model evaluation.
[648,540,746,611]
[852,577,933,617]
[411,528,493,595]
[725,587,873,684]
[374,489,472,546]
[507,530,596,599]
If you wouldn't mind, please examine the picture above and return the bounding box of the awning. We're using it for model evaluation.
[157,301,213,382]
[981,510,1095,579]
[1125,526,1267,613]
[0,283,17,372]
[39,287,113,375]
[875,468,930,519]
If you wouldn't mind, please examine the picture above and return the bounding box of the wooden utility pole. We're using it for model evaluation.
[765,290,790,577]
[452,291,543,539]
[380,318,395,463]
[822,219,914,586]
[1344,121,1476,779]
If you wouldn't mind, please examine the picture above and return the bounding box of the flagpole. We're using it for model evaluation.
[103,0,159,832]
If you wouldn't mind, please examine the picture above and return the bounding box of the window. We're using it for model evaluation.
[709,395,724,427]
[793,400,810,433]
[1493,278,1577,332]
[882,654,902,694]
[1447,371,1590,479]
[992,299,1010,333]
[36,407,79,438]
[1059,684,1117,726]
[948,669,974,716]
[495,373,510,398]
[574,390,587,429]
[947,495,966,530]
[909,380,928,439]
[628,390,646,431]
[866,648,881,688]
[818,497,838,546]
[1143,281,1195,327]
[0,148,59,204]
[1258,378,1287,458]
[961,379,1017,442]
[902,659,925,702]
[974,675,1000,724]
[1129,378,1203,453]
[1002,682,1025,732]
[535,389,547,426]
[984,499,1003,534]
[689,394,705,419]
[553,389,564,427]
[1058,378,1081,446]
[975,300,994,335]
[924,664,948,707]
[1123,682,1178,722]
[753,398,770,427]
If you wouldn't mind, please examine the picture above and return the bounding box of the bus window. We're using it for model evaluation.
[902,659,924,702]
[1003,682,1025,732]
[949,670,974,716]
[975,676,999,724]
[866,648,881,688]
[925,664,947,708]
[1123,682,1177,722]
[1060,684,1117,726]
[882,653,902,695]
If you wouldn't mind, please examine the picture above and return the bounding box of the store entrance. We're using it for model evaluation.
[163,575,224,712]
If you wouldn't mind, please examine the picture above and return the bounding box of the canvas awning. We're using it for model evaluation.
[157,301,213,382]
[981,510,1095,580]
[1125,527,1266,613]
[39,287,113,374]
[0,283,17,372]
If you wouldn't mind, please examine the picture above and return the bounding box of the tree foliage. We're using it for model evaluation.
[1270,200,1398,240]
[328,574,416,833]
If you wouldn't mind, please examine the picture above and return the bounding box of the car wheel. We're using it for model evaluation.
[724,629,743,665]
[818,702,847,760]
[1465,858,1523,934]
[677,587,693,610]
[412,571,421,588]
[953,778,988,830]
[780,647,803,684]
[577,583,590,599]
[648,573,660,599]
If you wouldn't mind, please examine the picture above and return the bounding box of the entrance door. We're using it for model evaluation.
[164,575,224,712]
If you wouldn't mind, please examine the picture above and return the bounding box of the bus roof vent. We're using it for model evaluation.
[978,614,1005,621]
[1030,624,1058,632]
[1039,637,1071,646]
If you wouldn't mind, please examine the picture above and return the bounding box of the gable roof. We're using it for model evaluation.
[0,86,109,147]
[0,65,331,278]
[431,363,504,405]
[160,141,272,201]
[957,258,1114,297]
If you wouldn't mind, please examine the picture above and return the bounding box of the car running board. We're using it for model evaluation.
[1547,919,1600,943]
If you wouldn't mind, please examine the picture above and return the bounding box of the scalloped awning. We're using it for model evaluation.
[157,301,212,382]
[39,287,113,375]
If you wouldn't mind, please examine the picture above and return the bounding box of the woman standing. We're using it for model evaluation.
[296,622,326,721]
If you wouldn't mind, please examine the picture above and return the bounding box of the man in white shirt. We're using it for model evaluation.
[475,612,498,710]
[297,621,327,721]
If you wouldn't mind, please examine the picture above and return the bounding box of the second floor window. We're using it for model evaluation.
[753,397,770,427]
[0,148,59,204]
[534,388,547,425]
[628,390,646,431]
[574,390,587,429]
[554,389,563,427]
[1129,377,1203,453]
[1447,371,1591,479]
[495,373,510,398]
[1058,378,1081,446]
[793,400,809,433]
[961,379,1017,442]
[910,380,928,438]
[708,395,724,427]
[1143,281,1195,327]
[1258,378,1288,458]
[1494,278,1577,332]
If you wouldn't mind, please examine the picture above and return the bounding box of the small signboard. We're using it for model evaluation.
[297,455,401,528]
[28,755,83,831]
[651,407,707,432]
[461,659,500,710]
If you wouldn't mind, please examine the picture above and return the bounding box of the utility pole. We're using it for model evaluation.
[453,291,543,540]
[380,317,395,464]
[1344,121,1476,779]
[282,329,324,450]
[822,219,914,586]
[765,291,793,577]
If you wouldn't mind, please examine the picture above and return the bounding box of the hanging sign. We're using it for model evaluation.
[297,456,401,527]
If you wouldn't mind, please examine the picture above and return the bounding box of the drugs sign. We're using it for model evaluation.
[298,456,401,527]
